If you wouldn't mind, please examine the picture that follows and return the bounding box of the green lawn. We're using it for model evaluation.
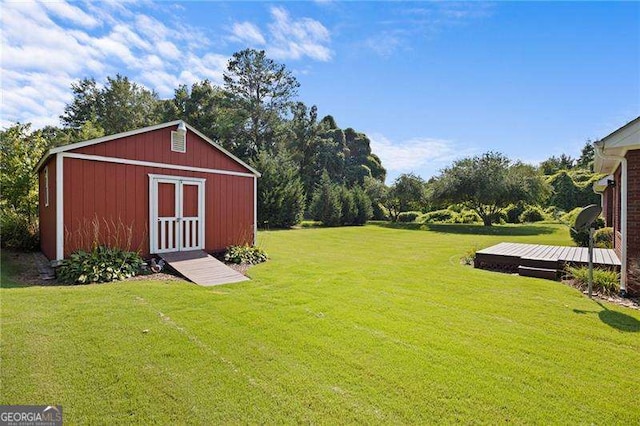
[2,223,639,423]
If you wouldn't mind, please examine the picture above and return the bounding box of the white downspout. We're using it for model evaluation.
[594,141,627,295]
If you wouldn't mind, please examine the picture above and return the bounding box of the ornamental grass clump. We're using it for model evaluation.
[57,246,145,284]
[460,245,480,266]
[565,265,619,297]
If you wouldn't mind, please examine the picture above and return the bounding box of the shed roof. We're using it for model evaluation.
[593,116,640,175]
[35,120,260,177]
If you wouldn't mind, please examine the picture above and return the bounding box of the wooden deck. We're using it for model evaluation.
[474,242,620,279]
[160,250,249,286]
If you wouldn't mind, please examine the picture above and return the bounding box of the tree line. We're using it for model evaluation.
[372,141,601,228]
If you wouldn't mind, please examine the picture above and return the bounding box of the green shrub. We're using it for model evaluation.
[544,205,562,220]
[519,206,546,223]
[310,172,342,226]
[0,209,39,251]
[397,211,421,223]
[560,207,583,224]
[504,203,525,224]
[422,209,456,223]
[371,202,389,221]
[454,209,480,224]
[570,217,605,247]
[224,245,268,265]
[252,150,306,228]
[565,265,619,296]
[338,186,357,226]
[57,246,145,284]
[593,227,613,249]
[352,186,373,225]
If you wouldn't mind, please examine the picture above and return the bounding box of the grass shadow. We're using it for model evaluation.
[371,221,557,236]
[573,302,640,332]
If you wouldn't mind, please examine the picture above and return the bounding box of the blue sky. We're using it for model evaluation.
[2,1,639,182]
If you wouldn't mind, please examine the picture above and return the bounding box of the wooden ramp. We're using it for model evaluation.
[160,250,249,286]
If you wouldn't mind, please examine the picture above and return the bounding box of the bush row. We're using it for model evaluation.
[310,174,373,226]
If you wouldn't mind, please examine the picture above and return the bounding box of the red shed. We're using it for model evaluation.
[36,120,260,263]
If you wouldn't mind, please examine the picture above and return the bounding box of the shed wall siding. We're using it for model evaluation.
[39,156,57,260]
[62,157,254,258]
[70,127,250,174]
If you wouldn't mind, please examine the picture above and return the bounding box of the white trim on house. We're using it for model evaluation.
[55,154,64,261]
[149,174,206,254]
[35,120,261,177]
[592,175,612,193]
[594,116,640,175]
[62,152,257,178]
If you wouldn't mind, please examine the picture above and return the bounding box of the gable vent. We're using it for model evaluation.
[171,130,186,153]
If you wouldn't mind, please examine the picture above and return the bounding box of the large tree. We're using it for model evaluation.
[223,49,300,158]
[385,173,428,221]
[160,80,223,139]
[60,78,101,129]
[431,152,550,226]
[539,153,575,175]
[60,74,161,135]
[0,124,50,220]
[251,150,305,228]
[576,140,595,171]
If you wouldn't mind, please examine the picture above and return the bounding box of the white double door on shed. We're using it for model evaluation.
[149,174,205,254]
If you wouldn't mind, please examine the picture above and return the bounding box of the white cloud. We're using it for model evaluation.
[365,2,495,57]
[364,33,403,58]
[369,133,474,180]
[268,7,332,61]
[1,0,229,128]
[370,133,457,171]
[39,0,100,28]
[228,6,332,62]
[230,22,266,45]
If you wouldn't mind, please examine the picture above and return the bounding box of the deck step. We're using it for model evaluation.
[518,266,559,280]
[520,257,560,270]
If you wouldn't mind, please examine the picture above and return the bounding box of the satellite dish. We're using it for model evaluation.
[573,204,603,299]
[574,204,602,231]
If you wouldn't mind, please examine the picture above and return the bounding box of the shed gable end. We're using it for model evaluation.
[69,127,251,174]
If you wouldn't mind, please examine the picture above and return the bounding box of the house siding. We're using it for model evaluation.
[38,156,57,260]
